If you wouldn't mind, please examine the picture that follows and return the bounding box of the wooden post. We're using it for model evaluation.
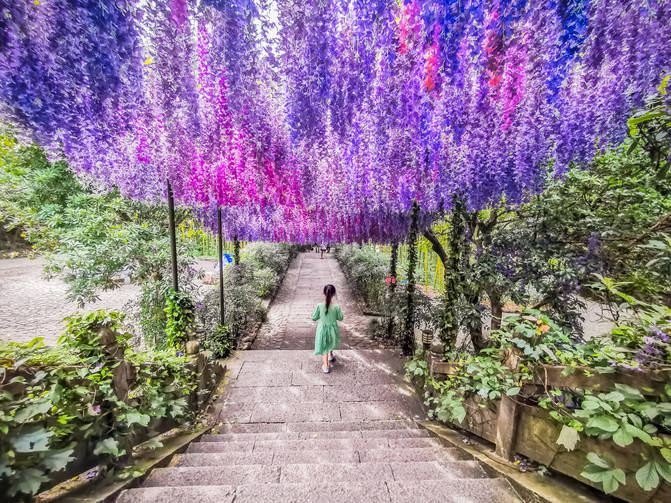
[494,396,519,460]
[167,180,179,291]
[217,207,225,326]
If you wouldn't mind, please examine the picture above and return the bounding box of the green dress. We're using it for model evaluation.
[311,302,343,355]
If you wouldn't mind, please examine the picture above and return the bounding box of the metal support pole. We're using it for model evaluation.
[217,206,225,326]
[167,180,178,292]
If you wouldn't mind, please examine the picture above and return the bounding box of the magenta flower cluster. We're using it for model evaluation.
[0,0,668,243]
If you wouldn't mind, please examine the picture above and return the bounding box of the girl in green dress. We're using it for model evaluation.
[311,284,343,373]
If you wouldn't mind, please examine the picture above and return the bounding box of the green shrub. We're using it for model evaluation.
[243,241,292,275]
[252,266,279,298]
[201,324,233,358]
[164,289,195,349]
[0,313,196,499]
[334,245,388,312]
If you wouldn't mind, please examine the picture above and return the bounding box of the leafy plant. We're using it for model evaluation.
[0,319,197,499]
[580,452,627,494]
[201,324,233,358]
[164,289,195,349]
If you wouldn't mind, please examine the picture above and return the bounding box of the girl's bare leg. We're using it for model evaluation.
[322,354,328,369]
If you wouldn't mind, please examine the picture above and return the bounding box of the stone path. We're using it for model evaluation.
[117,253,522,502]
[253,252,379,350]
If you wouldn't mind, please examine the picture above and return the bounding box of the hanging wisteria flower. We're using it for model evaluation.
[0,0,669,243]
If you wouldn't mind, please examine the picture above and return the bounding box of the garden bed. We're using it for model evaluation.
[429,359,671,502]
[0,316,225,500]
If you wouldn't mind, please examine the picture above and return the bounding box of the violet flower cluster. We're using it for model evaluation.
[0,0,669,243]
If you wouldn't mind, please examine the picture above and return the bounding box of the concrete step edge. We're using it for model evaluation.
[119,478,519,503]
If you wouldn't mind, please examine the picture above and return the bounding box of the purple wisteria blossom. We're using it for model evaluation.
[0,0,668,242]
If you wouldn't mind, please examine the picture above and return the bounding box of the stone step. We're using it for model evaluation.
[187,436,443,453]
[118,479,520,503]
[216,419,418,434]
[200,428,433,443]
[173,447,470,467]
[142,461,487,488]
[388,479,522,502]
[143,465,281,487]
[218,400,425,422]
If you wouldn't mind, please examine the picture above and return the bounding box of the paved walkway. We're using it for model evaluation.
[253,252,380,350]
[118,253,522,502]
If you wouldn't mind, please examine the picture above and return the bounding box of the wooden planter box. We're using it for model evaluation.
[430,359,671,502]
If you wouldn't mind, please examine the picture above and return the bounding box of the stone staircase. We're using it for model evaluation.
[117,350,523,502]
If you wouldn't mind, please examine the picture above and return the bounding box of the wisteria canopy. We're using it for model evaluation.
[0,0,669,243]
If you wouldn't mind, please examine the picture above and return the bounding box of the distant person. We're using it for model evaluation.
[311,284,343,373]
[320,242,327,259]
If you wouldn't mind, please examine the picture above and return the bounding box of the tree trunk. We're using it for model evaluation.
[489,290,503,332]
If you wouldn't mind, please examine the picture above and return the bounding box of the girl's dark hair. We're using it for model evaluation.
[323,284,336,314]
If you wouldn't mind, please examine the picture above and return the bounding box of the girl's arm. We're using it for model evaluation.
[311,304,321,321]
[336,305,344,321]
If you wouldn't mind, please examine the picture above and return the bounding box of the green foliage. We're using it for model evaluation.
[59,310,129,360]
[252,267,280,297]
[334,244,389,312]
[405,349,529,426]
[197,242,295,347]
[201,324,233,359]
[241,242,295,297]
[581,452,627,494]
[0,318,197,499]
[0,138,201,349]
[164,289,195,349]
[243,241,294,276]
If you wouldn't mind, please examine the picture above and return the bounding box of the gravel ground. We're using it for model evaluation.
[0,257,216,346]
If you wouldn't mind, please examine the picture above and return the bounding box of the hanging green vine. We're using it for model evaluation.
[164,289,195,349]
[233,234,240,265]
[386,242,398,339]
[440,198,466,355]
[403,201,419,355]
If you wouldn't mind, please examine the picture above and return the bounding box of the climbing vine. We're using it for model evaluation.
[403,201,420,355]
[164,289,195,349]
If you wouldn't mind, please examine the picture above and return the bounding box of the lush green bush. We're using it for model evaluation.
[408,286,671,495]
[0,137,201,349]
[242,241,294,276]
[201,324,233,358]
[197,242,296,350]
[252,266,280,298]
[164,289,195,349]
[334,245,388,312]
[0,311,196,499]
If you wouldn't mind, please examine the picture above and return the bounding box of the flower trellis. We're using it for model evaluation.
[0,0,668,243]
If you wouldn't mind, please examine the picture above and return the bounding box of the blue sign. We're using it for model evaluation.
[223,253,233,264]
